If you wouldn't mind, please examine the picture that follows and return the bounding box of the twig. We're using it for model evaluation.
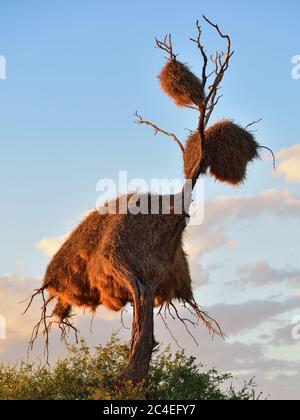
[159,312,184,350]
[155,34,178,61]
[244,118,262,131]
[258,145,276,170]
[134,111,184,153]
[169,302,199,346]
[21,285,48,315]
[24,287,79,365]
[187,298,224,339]
[90,312,95,334]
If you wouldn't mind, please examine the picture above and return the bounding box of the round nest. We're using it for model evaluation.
[159,59,205,107]
[184,120,260,185]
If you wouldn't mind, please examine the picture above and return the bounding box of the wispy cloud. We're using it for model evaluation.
[184,188,300,284]
[36,234,69,257]
[35,211,94,257]
[233,261,300,289]
[208,298,300,335]
[276,144,300,183]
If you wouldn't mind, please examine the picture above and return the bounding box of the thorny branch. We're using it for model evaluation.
[134,111,184,153]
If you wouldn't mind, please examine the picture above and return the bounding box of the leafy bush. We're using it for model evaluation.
[0,334,263,400]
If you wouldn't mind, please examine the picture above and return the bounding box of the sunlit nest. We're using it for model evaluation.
[159,59,205,108]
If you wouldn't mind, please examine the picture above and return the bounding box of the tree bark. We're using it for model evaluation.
[119,279,155,385]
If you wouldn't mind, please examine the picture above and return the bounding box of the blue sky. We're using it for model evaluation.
[0,0,300,399]
[0,0,299,277]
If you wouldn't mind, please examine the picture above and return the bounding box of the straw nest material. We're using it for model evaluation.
[184,120,260,185]
[43,194,193,321]
[159,60,205,107]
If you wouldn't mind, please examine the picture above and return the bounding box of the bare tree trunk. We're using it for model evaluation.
[119,280,155,385]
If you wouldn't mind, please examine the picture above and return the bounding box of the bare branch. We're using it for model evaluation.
[187,298,225,339]
[185,104,200,111]
[205,94,223,128]
[258,145,276,170]
[202,15,234,126]
[168,303,199,347]
[159,312,184,350]
[185,16,234,191]
[134,112,184,153]
[243,119,276,170]
[244,118,262,131]
[190,19,208,90]
[155,34,177,61]
[21,285,48,315]
[24,287,79,366]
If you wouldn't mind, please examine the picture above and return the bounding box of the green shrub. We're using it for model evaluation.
[0,334,263,400]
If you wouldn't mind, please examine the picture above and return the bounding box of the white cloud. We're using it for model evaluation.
[203,188,300,223]
[234,261,300,288]
[0,274,41,341]
[208,298,300,335]
[35,210,94,257]
[276,144,300,183]
[183,188,300,284]
[36,234,69,257]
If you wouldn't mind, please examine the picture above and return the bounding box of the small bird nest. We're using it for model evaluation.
[159,59,205,107]
[184,120,263,185]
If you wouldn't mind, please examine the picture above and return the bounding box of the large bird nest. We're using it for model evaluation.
[24,194,222,359]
